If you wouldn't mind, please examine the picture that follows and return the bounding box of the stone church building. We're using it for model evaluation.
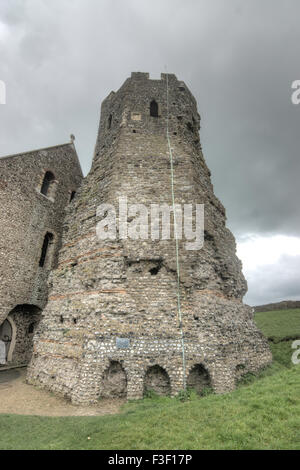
[0,72,271,403]
[0,143,83,366]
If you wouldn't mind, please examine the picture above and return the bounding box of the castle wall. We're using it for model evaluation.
[27,73,272,402]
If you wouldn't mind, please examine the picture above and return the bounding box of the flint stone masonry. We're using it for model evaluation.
[26,72,272,403]
[0,143,83,364]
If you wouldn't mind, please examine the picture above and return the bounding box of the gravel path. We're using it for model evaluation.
[0,368,124,417]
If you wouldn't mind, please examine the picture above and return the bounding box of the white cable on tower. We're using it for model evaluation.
[166,70,187,391]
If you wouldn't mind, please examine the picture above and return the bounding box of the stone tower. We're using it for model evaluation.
[27,73,271,403]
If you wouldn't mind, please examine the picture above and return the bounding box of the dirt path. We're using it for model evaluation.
[0,368,125,417]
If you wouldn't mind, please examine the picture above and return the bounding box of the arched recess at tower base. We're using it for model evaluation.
[187,364,211,395]
[144,365,171,397]
[100,361,127,398]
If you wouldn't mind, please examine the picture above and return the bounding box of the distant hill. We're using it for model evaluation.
[254,300,300,312]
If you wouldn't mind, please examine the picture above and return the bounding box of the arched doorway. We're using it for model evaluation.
[100,361,127,398]
[4,305,42,365]
[187,364,211,395]
[144,365,171,396]
[0,319,13,364]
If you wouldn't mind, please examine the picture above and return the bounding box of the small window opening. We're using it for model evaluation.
[39,232,54,267]
[60,315,64,324]
[150,100,159,117]
[108,114,112,129]
[40,171,55,197]
[70,191,76,202]
[204,230,214,241]
[186,122,194,132]
[28,323,35,334]
[149,261,162,276]
[149,266,160,275]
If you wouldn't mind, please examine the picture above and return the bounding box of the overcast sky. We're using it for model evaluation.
[0,0,299,305]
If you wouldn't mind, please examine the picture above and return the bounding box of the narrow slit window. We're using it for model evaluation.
[39,232,54,267]
[40,171,55,197]
[108,114,112,129]
[70,191,76,202]
[150,100,159,117]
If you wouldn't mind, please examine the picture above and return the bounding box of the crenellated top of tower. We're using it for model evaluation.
[93,72,201,164]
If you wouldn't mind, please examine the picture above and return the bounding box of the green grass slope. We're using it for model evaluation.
[0,309,299,450]
[255,308,300,342]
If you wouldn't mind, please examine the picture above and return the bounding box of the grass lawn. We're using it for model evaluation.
[0,309,299,450]
[255,308,300,342]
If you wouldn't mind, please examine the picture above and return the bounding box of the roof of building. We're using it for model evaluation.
[0,142,75,162]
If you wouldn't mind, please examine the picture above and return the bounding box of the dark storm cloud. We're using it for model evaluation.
[0,0,299,234]
[1,0,300,304]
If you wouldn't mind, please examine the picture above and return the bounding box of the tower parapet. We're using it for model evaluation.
[93,72,200,168]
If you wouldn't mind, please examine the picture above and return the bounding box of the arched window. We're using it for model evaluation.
[40,171,56,198]
[150,100,159,117]
[39,232,54,267]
